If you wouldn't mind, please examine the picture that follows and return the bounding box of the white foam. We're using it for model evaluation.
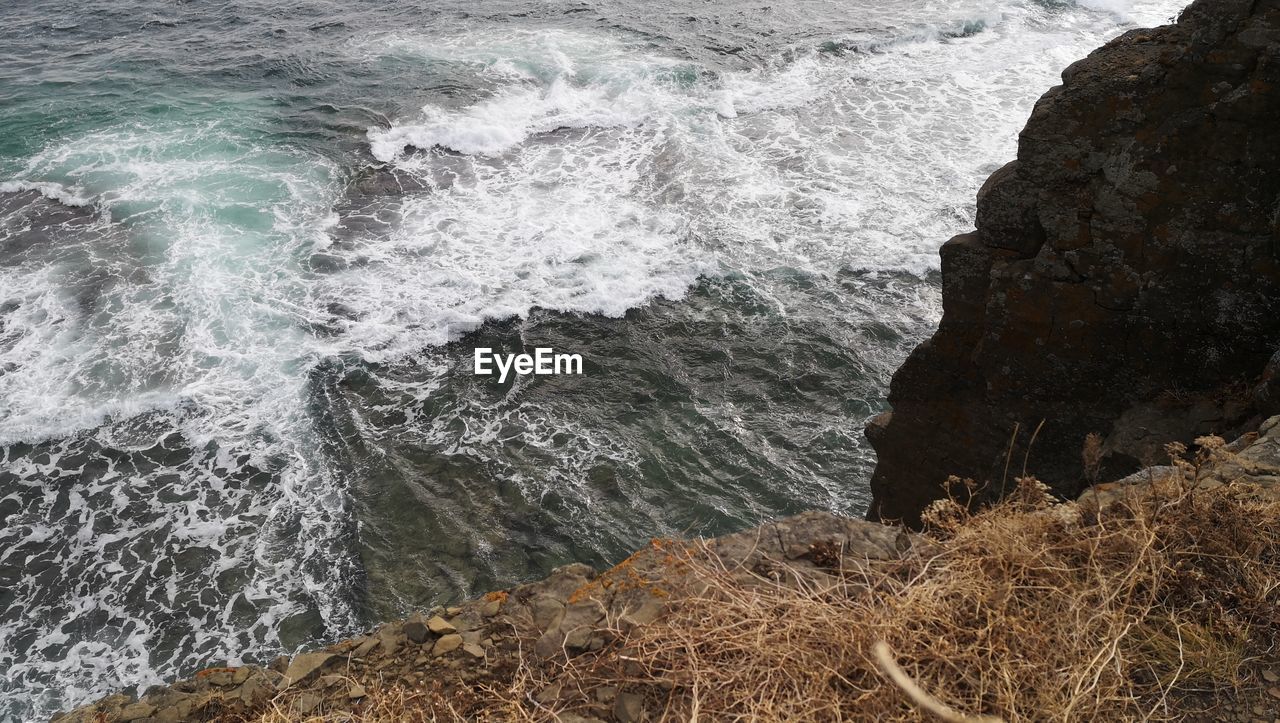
[366,30,693,161]
[0,179,93,207]
[0,115,361,717]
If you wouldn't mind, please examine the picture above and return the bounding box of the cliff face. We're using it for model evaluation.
[868,0,1280,524]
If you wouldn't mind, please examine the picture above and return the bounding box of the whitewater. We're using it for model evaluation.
[0,0,1186,719]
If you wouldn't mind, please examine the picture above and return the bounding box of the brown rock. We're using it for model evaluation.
[613,691,647,723]
[351,635,379,659]
[118,701,156,722]
[377,626,402,657]
[530,595,566,631]
[277,652,336,689]
[404,614,430,644]
[426,615,456,635]
[534,681,564,704]
[432,633,463,656]
[296,692,322,714]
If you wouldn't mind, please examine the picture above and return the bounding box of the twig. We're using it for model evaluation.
[873,641,1005,723]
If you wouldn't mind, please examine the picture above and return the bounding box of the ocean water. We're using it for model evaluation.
[0,0,1184,719]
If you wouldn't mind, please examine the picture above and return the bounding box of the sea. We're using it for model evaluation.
[0,0,1184,719]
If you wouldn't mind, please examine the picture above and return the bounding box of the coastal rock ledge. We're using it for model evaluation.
[867,0,1280,525]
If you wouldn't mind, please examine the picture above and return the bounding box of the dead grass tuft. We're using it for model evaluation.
[530,473,1280,721]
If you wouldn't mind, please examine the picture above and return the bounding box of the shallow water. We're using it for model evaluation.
[0,0,1185,719]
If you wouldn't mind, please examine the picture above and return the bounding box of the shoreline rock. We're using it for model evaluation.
[867,0,1280,526]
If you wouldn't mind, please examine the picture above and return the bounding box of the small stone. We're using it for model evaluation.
[1268,686,1280,700]
[432,633,463,656]
[1263,670,1279,683]
[202,669,237,687]
[404,614,431,644]
[595,686,617,703]
[427,615,456,635]
[278,652,336,689]
[446,606,463,615]
[352,636,379,659]
[535,682,563,704]
[320,674,345,688]
[348,683,367,700]
[621,598,664,628]
[377,628,401,657]
[232,667,252,685]
[118,702,157,722]
[153,697,195,723]
[297,692,322,714]
[462,643,485,659]
[534,629,563,658]
[479,598,502,617]
[613,691,646,723]
[531,595,565,631]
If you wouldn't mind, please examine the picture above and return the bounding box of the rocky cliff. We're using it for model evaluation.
[867,0,1280,525]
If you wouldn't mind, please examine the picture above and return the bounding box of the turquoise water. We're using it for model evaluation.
[0,0,1184,719]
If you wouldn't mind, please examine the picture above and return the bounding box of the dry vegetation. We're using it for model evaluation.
[246,440,1280,722]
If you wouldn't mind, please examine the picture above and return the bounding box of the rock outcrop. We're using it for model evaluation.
[867,0,1280,525]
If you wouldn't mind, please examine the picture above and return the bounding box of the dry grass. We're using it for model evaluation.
[245,444,1280,722]
[530,465,1280,720]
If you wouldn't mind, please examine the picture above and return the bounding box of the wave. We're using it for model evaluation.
[0,180,93,208]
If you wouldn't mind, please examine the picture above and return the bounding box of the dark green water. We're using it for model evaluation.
[0,0,1183,719]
